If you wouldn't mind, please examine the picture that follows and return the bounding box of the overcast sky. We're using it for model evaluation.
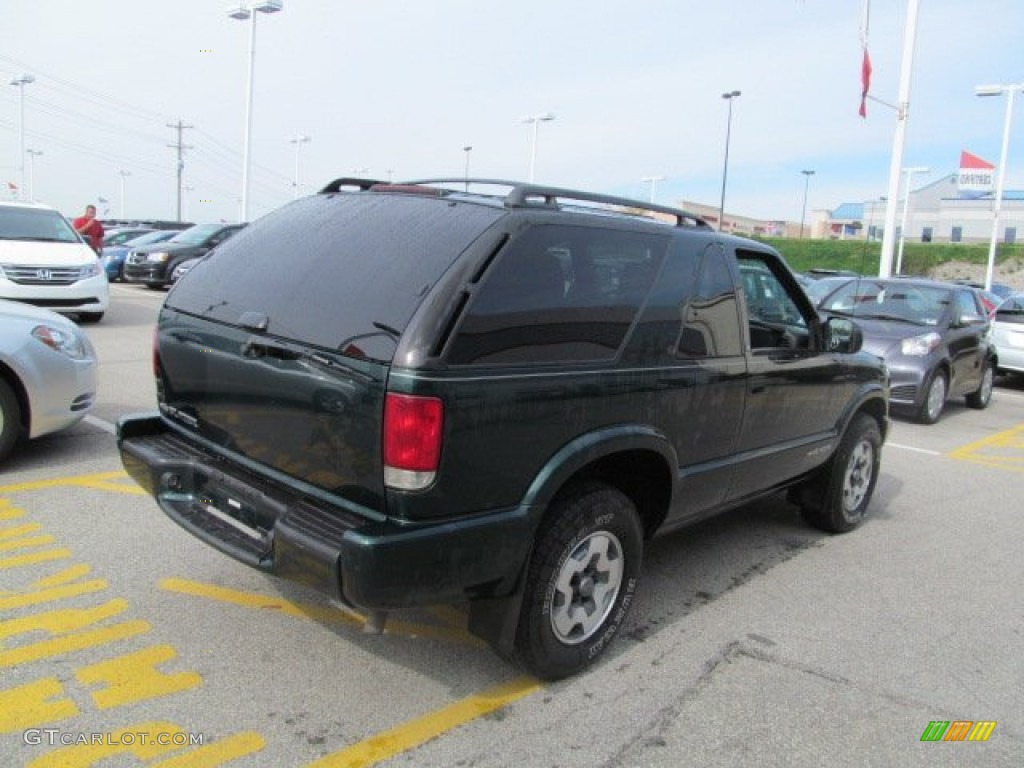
[1,0,1022,226]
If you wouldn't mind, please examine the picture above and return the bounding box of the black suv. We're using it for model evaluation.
[118,179,888,679]
[122,222,246,288]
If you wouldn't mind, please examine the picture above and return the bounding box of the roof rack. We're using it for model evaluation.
[352,177,710,229]
[319,177,383,194]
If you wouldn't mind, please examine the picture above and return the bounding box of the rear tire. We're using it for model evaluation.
[78,312,104,324]
[965,360,994,409]
[514,483,643,680]
[916,369,947,424]
[0,379,23,464]
[800,414,881,533]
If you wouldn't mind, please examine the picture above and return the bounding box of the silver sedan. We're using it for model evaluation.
[0,299,98,462]
[992,293,1024,377]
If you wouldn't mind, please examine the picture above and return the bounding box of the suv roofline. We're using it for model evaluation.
[318,176,711,229]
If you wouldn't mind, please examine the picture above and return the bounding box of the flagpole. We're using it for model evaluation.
[878,0,920,278]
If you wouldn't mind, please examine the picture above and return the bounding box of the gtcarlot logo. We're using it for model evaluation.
[23,729,205,747]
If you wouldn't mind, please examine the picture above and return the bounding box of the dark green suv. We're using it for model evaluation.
[118,179,889,679]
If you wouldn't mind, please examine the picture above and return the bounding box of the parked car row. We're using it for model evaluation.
[803,274,1024,424]
[123,222,246,289]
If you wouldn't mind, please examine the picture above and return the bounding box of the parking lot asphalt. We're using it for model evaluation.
[1,284,1021,767]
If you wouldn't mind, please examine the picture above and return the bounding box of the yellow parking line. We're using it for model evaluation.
[0,471,145,495]
[947,424,1024,472]
[306,676,542,768]
[158,579,486,648]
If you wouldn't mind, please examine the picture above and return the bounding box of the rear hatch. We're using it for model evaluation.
[158,190,504,512]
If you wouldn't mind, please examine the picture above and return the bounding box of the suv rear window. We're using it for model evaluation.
[165,194,504,360]
[448,223,668,364]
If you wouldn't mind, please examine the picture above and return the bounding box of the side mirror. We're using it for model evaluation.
[824,316,863,354]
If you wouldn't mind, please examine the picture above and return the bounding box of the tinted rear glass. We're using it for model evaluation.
[166,193,503,359]
[448,223,669,365]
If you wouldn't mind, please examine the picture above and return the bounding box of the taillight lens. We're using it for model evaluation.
[383,393,443,491]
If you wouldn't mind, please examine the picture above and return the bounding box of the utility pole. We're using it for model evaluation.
[167,120,194,222]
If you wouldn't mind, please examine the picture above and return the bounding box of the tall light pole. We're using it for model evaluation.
[718,90,741,231]
[463,145,473,191]
[227,0,283,222]
[642,175,665,203]
[895,166,929,275]
[289,135,310,198]
[26,149,42,201]
[10,74,35,201]
[799,169,815,239]
[118,169,131,219]
[975,82,1024,291]
[521,113,555,182]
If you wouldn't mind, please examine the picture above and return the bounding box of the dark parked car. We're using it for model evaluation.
[818,277,996,423]
[102,229,178,282]
[101,227,154,249]
[118,178,888,679]
[122,222,245,288]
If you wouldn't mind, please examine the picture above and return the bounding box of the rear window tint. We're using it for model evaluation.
[166,194,503,360]
[448,223,668,365]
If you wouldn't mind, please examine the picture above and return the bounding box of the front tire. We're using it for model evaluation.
[515,483,643,680]
[965,360,994,409]
[0,379,23,464]
[800,414,881,533]
[78,312,104,324]
[916,369,947,424]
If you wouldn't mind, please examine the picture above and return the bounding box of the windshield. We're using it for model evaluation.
[168,223,226,245]
[0,207,81,244]
[821,280,952,326]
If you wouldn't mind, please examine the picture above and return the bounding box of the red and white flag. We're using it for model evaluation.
[858,48,872,118]
[858,0,872,118]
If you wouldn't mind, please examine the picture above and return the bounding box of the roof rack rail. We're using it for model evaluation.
[398,178,710,229]
[319,177,383,194]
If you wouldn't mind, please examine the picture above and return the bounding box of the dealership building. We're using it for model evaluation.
[818,152,1024,244]
[677,152,1024,244]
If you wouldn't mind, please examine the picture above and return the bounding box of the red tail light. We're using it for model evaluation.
[383,393,443,490]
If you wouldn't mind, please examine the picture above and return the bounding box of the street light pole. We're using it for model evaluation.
[289,135,311,198]
[718,90,741,231]
[799,169,815,239]
[228,1,283,222]
[118,169,131,219]
[26,149,42,201]
[895,166,929,275]
[463,146,472,191]
[10,74,35,201]
[522,113,555,182]
[642,175,665,204]
[975,82,1024,291]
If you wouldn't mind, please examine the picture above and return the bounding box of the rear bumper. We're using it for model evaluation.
[117,414,534,611]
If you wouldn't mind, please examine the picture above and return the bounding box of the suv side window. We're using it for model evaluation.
[675,246,742,358]
[736,250,811,351]
[448,224,668,365]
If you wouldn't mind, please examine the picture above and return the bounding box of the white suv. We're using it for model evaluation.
[0,201,110,323]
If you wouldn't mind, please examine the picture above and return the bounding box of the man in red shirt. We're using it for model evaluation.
[73,204,104,253]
